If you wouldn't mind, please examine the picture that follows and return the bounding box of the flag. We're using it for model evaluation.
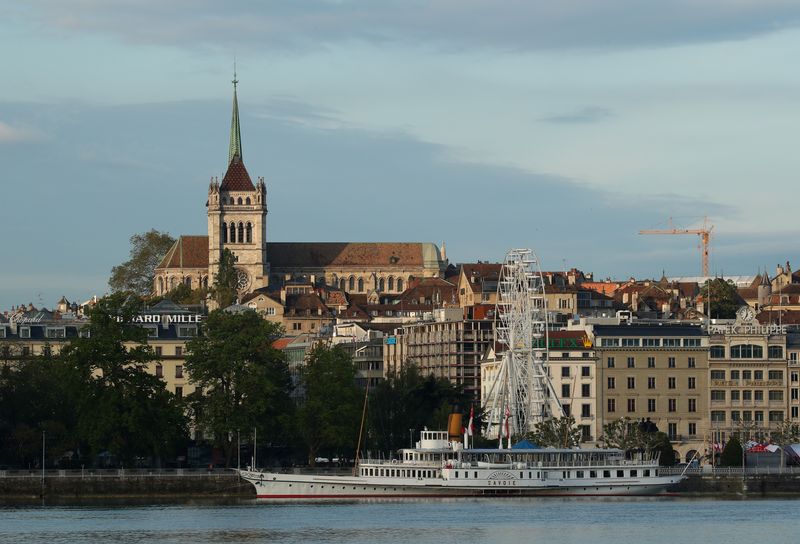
[467,406,475,437]
[504,405,511,449]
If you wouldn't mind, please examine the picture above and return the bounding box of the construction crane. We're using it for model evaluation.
[639,216,714,276]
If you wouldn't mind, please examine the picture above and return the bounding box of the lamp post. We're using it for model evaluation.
[41,430,45,498]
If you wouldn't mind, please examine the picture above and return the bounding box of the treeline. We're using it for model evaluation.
[0,294,466,469]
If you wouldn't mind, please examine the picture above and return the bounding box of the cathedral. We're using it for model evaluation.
[154,77,446,299]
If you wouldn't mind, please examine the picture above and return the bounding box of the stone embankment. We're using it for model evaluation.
[0,468,254,499]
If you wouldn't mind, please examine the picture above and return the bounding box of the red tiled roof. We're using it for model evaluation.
[156,236,210,270]
[272,338,293,350]
[268,242,426,268]
[220,156,255,191]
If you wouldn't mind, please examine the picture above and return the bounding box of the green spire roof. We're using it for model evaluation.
[228,70,242,164]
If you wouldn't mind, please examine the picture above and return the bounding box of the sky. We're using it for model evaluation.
[2,0,800,309]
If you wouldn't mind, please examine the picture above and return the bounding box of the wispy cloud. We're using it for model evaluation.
[15,0,800,52]
[539,106,614,124]
[0,121,43,143]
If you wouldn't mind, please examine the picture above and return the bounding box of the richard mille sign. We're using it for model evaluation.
[118,314,203,324]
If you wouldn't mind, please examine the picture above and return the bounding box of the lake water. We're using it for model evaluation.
[0,498,797,544]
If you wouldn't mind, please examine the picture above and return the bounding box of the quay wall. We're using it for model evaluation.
[674,474,800,496]
[0,469,254,499]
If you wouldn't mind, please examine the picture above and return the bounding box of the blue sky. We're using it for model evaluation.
[2,1,799,309]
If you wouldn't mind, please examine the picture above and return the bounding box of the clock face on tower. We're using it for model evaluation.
[236,268,251,292]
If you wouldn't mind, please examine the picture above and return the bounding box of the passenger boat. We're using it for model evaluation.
[239,430,684,499]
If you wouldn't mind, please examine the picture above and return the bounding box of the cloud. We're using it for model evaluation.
[539,106,614,124]
[15,0,800,52]
[0,121,43,143]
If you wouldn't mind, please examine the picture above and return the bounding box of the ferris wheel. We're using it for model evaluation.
[483,248,562,439]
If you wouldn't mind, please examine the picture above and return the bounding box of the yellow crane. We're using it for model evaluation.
[639,217,714,276]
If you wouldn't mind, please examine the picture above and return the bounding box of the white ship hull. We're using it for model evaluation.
[240,430,685,500]
[240,470,682,500]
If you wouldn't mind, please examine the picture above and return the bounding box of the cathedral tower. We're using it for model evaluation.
[207,73,269,294]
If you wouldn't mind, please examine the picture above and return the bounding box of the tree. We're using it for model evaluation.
[528,416,581,448]
[720,436,743,467]
[212,248,238,308]
[367,365,467,454]
[770,421,800,445]
[109,230,176,296]
[61,293,188,465]
[298,344,362,466]
[601,417,646,452]
[185,309,292,467]
[700,278,742,319]
[0,349,83,468]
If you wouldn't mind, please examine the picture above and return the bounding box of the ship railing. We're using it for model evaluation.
[659,466,800,476]
[358,459,440,467]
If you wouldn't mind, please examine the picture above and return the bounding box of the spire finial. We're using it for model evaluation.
[228,62,242,164]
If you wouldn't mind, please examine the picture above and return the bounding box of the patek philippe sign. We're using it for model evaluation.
[709,305,786,335]
[709,323,786,335]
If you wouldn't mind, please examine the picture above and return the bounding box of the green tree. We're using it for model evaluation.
[367,365,466,454]
[0,349,82,467]
[528,415,581,448]
[298,344,362,466]
[770,421,800,445]
[649,432,677,466]
[61,293,188,465]
[700,278,742,319]
[109,230,175,296]
[720,436,743,467]
[601,417,646,452]
[185,309,292,467]
[212,248,238,308]
[601,418,676,463]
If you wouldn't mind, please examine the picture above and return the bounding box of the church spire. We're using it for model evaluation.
[228,64,242,164]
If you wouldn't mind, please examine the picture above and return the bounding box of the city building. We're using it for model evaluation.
[707,309,791,445]
[593,322,709,462]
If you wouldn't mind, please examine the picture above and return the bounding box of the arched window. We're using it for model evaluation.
[246,197,251,205]
[396,278,404,291]
[229,197,235,205]
[379,278,385,291]
[238,222,244,242]
[184,276,191,287]
[229,222,236,243]
[170,277,176,289]
[358,277,364,292]
[222,222,228,243]
[237,197,243,205]
[388,276,394,291]
[349,276,355,291]
[340,278,346,290]
[202,276,208,289]
[246,222,252,243]
[158,277,164,294]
